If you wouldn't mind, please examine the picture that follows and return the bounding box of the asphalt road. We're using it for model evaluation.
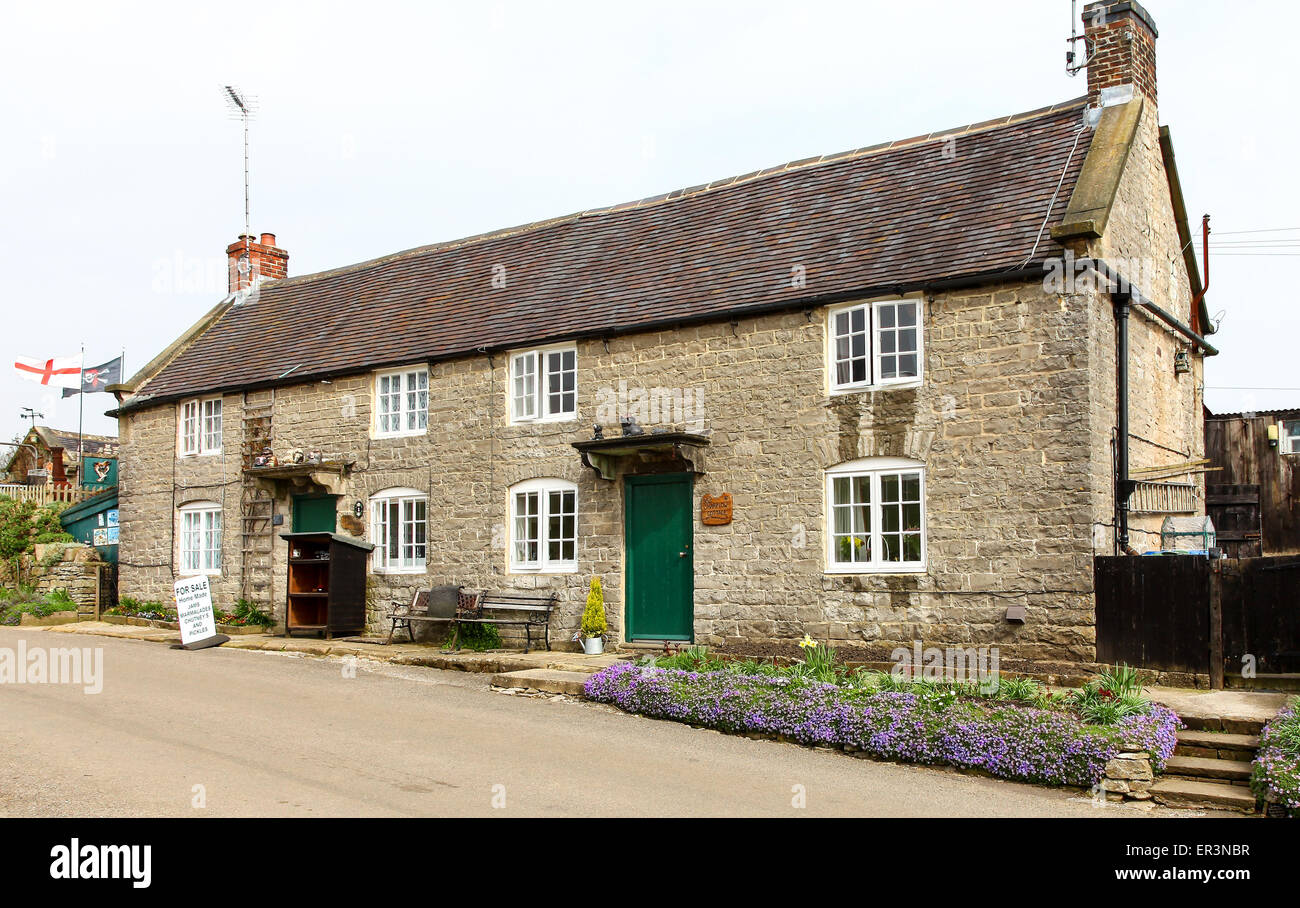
[0,627,1193,818]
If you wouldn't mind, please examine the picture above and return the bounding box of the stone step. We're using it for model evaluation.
[1174,729,1259,761]
[490,669,590,696]
[1174,713,1266,736]
[1164,754,1253,783]
[1225,673,1300,693]
[1150,778,1257,812]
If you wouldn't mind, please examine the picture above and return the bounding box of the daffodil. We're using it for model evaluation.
[798,634,816,650]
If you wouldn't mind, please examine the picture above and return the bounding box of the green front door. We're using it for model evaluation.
[292,495,338,533]
[625,473,694,641]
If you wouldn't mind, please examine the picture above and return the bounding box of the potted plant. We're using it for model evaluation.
[579,577,607,655]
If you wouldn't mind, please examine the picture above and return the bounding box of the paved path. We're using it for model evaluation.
[0,627,1212,818]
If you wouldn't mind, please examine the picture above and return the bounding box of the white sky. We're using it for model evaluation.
[1,0,1296,444]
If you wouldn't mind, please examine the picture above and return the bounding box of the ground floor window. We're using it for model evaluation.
[825,458,925,573]
[370,488,427,573]
[509,478,577,572]
[179,501,222,575]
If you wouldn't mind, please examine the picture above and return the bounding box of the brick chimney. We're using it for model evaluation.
[1082,1,1159,108]
[226,232,289,293]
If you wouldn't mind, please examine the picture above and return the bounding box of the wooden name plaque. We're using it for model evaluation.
[700,493,733,526]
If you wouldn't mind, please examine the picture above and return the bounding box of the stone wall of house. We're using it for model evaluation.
[1087,100,1207,550]
[120,274,1130,661]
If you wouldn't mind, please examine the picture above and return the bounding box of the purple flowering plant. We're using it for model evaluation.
[1250,703,1300,814]
[584,660,1180,788]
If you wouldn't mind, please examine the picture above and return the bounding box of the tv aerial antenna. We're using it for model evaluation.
[223,85,258,266]
[1065,0,1103,76]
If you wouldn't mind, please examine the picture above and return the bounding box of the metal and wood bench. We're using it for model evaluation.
[387,585,460,643]
[457,590,557,653]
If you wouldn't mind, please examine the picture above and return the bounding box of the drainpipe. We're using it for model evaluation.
[1189,214,1210,332]
[1114,291,1134,554]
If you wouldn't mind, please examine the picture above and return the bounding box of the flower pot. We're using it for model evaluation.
[582,636,605,655]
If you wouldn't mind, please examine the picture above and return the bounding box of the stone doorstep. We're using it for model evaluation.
[1149,778,1258,813]
[490,669,590,696]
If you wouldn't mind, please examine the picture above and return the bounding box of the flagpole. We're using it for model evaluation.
[77,343,85,489]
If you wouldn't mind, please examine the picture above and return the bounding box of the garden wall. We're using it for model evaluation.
[0,542,108,614]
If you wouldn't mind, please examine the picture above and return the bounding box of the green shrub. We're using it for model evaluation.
[0,586,78,625]
[447,622,502,652]
[232,598,275,628]
[0,499,72,563]
[580,577,607,638]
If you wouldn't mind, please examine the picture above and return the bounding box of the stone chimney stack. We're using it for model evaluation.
[226,232,288,293]
[1082,1,1159,108]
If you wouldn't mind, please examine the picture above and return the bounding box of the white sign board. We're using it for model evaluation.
[174,576,217,646]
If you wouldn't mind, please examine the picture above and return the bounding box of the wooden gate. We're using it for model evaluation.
[1218,557,1300,676]
[1096,555,1300,682]
[1095,556,1211,675]
[1206,484,1262,558]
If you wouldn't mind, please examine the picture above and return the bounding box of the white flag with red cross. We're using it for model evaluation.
[13,353,83,389]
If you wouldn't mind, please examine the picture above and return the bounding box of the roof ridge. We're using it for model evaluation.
[265,96,1089,292]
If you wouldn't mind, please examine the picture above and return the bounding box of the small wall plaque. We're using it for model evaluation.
[700,492,733,526]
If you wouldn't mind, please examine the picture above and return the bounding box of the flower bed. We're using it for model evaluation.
[585,661,1179,789]
[1251,703,1300,816]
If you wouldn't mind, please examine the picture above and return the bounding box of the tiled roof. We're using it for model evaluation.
[132,98,1091,405]
[34,427,119,458]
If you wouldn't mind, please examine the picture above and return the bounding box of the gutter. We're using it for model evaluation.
[1084,258,1218,356]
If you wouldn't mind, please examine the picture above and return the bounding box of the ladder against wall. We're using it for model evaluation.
[240,390,276,607]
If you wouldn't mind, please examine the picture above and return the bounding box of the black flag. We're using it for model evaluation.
[62,356,123,397]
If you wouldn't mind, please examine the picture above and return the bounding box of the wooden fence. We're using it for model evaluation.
[0,483,97,505]
[1096,555,1300,684]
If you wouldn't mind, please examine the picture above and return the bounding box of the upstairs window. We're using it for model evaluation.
[179,397,222,456]
[826,458,926,573]
[510,346,576,423]
[509,479,577,572]
[375,367,429,437]
[179,501,222,575]
[370,488,427,573]
[829,299,922,392]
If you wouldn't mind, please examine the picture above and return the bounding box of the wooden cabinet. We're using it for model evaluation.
[281,532,374,638]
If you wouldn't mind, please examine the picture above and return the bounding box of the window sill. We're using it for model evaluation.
[178,570,222,578]
[177,451,221,459]
[828,380,922,398]
[371,566,427,576]
[509,563,579,575]
[509,414,578,427]
[372,429,428,440]
[825,564,927,576]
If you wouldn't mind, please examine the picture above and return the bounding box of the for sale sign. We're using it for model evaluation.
[174,576,217,646]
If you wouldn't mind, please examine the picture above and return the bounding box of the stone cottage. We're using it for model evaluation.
[110,1,1215,660]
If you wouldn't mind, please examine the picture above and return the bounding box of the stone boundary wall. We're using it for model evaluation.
[0,542,107,613]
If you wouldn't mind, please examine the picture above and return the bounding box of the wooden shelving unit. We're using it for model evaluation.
[281,532,374,638]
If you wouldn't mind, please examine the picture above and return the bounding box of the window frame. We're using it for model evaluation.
[509,344,577,424]
[508,478,578,573]
[178,501,222,576]
[373,366,430,439]
[827,298,924,394]
[178,396,222,456]
[1282,420,1300,456]
[369,487,428,574]
[824,458,927,574]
